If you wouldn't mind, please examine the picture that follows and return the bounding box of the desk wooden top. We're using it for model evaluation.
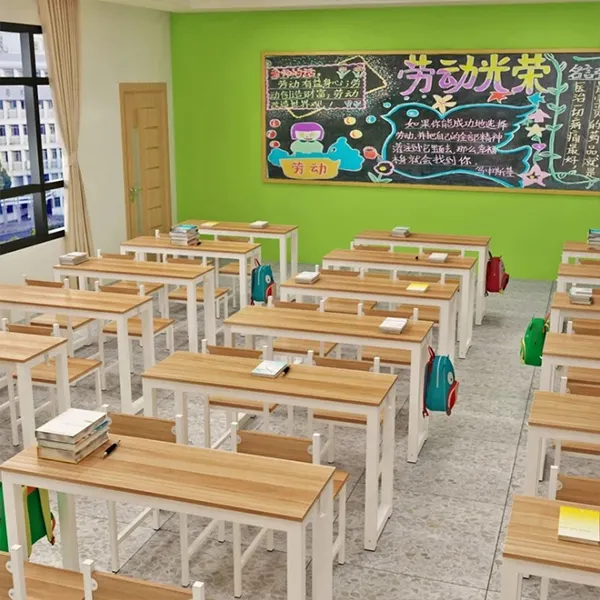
[563,241,600,255]
[543,333,600,361]
[281,273,458,300]
[323,248,476,270]
[0,283,151,315]
[143,351,396,406]
[551,291,600,313]
[225,305,433,343]
[181,219,297,235]
[529,391,600,434]
[0,331,67,364]
[0,435,334,522]
[504,495,600,573]
[54,257,213,280]
[558,262,600,279]
[121,235,261,255]
[356,229,490,247]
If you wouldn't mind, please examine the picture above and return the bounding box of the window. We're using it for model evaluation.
[0,23,65,253]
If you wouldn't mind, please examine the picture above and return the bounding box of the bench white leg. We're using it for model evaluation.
[266,529,275,552]
[337,484,347,565]
[203,396,211,448]
[500,561,521,600]
[327,423,335,464]
[98,320,107,390]
[180,513,189,587]
[233,522,242,598]
[7,371,19,446]
[94,369,102,408]
[107,500,120,573]
[287,405,294,435]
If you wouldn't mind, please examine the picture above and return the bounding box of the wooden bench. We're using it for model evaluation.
[566,366,600,397]
[572,318,600,336]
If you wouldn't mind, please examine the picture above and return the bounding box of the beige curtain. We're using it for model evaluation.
[37,0,93,254]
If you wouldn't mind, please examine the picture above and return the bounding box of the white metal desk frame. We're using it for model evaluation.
[223,314,431,466]
[322,255,475,358]
[0,295,155,416]
[280,274,459,362]
[549,304,600,334]
[0,340,70,448]
[143,362,397,552]
[1,463,334,600]
[556,272,600,293]
[561,247,600,264]
[195,224,299,286]
[353,234,489,325]
[119,234,261,309]
[53,262,217,349]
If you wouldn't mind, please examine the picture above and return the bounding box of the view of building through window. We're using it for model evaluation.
[0,23,65,252]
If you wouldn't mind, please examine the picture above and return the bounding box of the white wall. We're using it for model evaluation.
[0,0,174,282]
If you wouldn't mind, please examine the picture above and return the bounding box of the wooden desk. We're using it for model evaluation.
[0,331,69,447]
[557,262,600,292]
[181,219,299,284]
[0,436,334,600]
[120,235,261,308]
[549,291,600,333]
[562,241,600,264]
[142,350,396,552]
[224,305,433,466]
[54,258,217,349]
[322,248,475,355]
[353,229,490,325]
[0,283,154,415]
[501,496,600,599]
[525,391,600,496]
[280,273,460,360]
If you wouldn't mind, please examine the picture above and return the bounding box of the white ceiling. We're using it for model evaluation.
[94,0,600,13]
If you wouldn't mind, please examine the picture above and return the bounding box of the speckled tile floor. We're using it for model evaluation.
[1,266,597,599]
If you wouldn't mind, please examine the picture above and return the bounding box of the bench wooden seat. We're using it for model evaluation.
[556,474,600,506]
[312,408,384,426]
[168,286,229,302]
[572,318,600,336]
[323,298,377,314]
[102,280,164,295]
[361,346,411,365]
[208,395,278,413]
[384,304,440,322]
[566,366,600,396]
[13,357,102,385]
[273,337,337,356]
[30,314,94,330]
[219,262,252,276]
[364,272,461,285]
[560,441,600,456]
[103,317,175,337]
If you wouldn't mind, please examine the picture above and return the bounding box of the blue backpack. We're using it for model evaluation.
[423,347,458,416]
[251,260,276,304]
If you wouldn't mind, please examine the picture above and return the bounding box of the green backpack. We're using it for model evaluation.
[520,317,549,367]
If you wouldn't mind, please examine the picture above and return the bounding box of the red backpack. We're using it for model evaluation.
[486,252,509,293]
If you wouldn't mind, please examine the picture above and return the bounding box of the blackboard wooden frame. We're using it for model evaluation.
[261,49,600,196]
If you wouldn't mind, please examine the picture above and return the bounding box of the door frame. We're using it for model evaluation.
[119,82,173,239]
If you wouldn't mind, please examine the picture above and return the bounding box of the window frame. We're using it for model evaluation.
[0,21,65,255]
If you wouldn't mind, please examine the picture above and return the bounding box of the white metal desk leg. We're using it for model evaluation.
[140,303,156,380]
[175,391,189,445]
[9,545,27,600]
[287,523,306,600]
[475,247,487,326]
[186,281,199,352]
[57,492,80,571]
[438,301,454,362]
[500,560,521,600]
[3,476,28,552]
[556,277,567,293]
[115,316,133,413]
[143,379,157,417]
[239,257,248,309]
[279,235,289,285]
[524,427,541,495]
[549,308,561,334]
[380,390,396,524]
[15,364,36,447]
[224,325,233,347]
[203,271,217,346]
[449,295,459,360]
[312,479,334,600]
[364,406,381,551]
[291,230,299,277]
[466,270,475,349]
[54,346,71,413]
[407,343,428,463]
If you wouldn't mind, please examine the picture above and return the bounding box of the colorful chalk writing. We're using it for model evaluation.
[264,51,600,193]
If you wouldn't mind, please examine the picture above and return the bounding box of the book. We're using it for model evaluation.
[202,221,218,228]
[569,286,593,305]
[38,423,109,452]
[295,271,321,284]
[406,282,429,293]
[428,252,448,263]
[37,431,110,464]
[392,226,410,237]
[59,252,88,265]
[35,409,109,444]
[251,360,289,378]
[558,505,600,545]
[249,220,269,229]
[379,317,408,333]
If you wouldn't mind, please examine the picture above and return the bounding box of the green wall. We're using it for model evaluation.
[171,3,600,280]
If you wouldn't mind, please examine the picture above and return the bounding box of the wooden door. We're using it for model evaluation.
[120,83,172,238]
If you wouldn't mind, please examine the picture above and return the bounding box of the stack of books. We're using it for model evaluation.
[379,317,408,333]
[428,252,448,263]
[558,505,600,545]
[588,229,600,248]
[407,281,429,293]
[250,220,269,229]
[392,226,410,237]
[569,286,593,305]
[252,360,290,378]
[36,408,110,463]
[295,271,321,284]
[170,224,199,246]
[59,252,88,266]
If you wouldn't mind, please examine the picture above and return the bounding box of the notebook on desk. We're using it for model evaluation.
[406,282,429,293]
[251,360,290,378]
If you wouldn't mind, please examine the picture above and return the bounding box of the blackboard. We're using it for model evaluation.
[262,50,600,194]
